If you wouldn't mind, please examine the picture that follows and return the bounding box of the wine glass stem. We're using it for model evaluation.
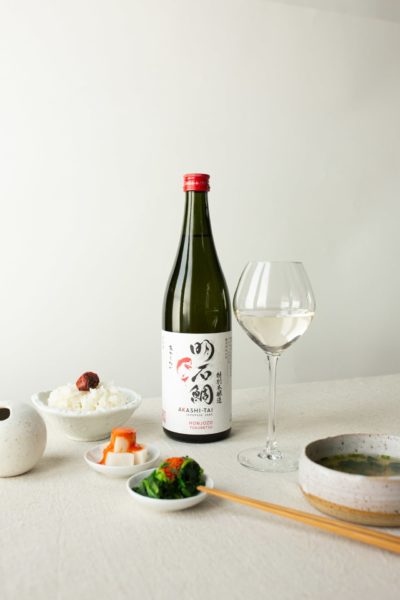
[266,353,279,455]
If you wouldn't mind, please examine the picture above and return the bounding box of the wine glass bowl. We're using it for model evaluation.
[233,261,315,472]
[234,307,314,355]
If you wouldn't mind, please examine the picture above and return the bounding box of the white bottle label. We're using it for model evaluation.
[162,331,232,435]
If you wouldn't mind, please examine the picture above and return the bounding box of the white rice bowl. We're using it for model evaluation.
[48,382,128,413]
[32,386,142,441]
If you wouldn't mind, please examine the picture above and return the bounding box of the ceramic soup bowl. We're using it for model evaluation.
[299,433,400,526]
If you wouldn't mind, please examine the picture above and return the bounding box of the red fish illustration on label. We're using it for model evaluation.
[176,357,192,382]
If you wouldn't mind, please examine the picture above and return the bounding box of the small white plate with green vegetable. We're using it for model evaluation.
[126,457,213,512]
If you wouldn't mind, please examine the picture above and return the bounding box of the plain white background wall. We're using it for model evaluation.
[0,0,399,402]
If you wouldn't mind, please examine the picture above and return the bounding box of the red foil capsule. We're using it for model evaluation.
[183,173,210,192]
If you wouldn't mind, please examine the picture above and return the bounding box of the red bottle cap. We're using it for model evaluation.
[183,173,210,192]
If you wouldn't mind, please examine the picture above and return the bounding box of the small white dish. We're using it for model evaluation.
[32,388,141,441]
[84,443,161,478]
[126,468,214,512]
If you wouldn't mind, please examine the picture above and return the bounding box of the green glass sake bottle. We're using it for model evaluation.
[162,173,232,442]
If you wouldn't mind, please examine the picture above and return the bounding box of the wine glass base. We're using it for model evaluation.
[237,447,298,473]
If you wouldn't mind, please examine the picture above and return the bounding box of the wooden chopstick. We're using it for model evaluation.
[197,486,400,555]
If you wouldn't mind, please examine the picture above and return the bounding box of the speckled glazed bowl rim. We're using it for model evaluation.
[303,433,400,481]
[299,433,400,525]
[31,387,141,418]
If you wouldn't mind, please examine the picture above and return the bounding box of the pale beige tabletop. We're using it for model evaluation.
[1,374,400,600]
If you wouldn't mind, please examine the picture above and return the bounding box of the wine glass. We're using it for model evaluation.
[233,261,315,472]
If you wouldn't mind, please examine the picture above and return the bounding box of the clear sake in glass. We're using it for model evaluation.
[234,261,315,472]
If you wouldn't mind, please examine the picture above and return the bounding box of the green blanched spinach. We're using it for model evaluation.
[134,457,205,499]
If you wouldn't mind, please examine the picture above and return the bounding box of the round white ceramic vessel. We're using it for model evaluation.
[299,433,400,526]
[31,388,141,441]
[0,402,47,477]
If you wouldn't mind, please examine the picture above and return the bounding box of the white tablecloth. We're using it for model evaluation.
[1,374,399,600]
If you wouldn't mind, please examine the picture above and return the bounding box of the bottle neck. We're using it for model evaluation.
[182,191,212,237]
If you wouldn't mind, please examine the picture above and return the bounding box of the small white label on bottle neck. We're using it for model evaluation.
[161,331,232,435]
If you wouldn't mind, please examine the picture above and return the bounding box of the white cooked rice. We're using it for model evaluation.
[47,382,129,412]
